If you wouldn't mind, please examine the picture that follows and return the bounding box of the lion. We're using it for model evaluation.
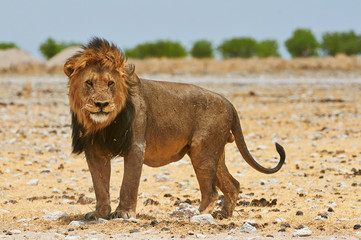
[64,37,286,220]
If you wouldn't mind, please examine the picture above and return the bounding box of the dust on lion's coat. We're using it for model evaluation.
[64,37,285,221]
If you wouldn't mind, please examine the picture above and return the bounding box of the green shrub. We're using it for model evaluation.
[125,40,187,59]
[0,42,18,50]
[256,40,280,58]
[321,31,361,56]
[217,37,257,58]
[285,28,319,57]
[190,40,214,58]
[39,37,80,59]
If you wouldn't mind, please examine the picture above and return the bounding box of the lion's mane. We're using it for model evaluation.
[65,38,136,157]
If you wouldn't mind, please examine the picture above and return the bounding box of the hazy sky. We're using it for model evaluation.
[2,0,361,58]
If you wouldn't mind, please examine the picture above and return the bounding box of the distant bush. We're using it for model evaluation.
[218,37,257,58]
[321,31,361,56]
[125,40,187,59]
[285,28,319,57]
[39,37,80,59]
[256,40,280,58]
[190,40,214,58]
[0,42,18,50]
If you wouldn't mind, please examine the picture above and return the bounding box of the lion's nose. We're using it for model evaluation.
[94,101,109,109]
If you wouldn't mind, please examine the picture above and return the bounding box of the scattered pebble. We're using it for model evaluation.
[292,227,312,237]
[240,222,257,233]
[26,179,39,186]
[168,203,199,218]
[296,211,303,216]
[190,214,216,225]
[42,210,69,221]
[69,220,85,227]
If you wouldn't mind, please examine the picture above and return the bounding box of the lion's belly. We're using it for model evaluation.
[143,140,190,167]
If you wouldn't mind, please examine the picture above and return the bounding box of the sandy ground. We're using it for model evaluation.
[0,75,360,239]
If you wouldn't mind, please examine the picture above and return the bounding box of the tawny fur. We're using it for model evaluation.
[64,37,285,220]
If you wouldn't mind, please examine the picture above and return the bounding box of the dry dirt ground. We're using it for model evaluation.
[0,75,360,239]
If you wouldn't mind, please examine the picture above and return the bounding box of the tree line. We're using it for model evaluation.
[1,28,361,59]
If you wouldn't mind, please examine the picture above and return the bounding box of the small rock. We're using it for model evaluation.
[150,220,159,226]
[190,214,216,225]
[10,229,21,234]
[27,179,39,186]
[52,188,61,193]
[296,211,303,216]
[69,220,85,227]
[64,236,81,240]
[168,203,199,218]
[292,227,312,237]
[129,229,139,233]
[155,173,170,182]
[42,210,70,221]
[274,217,287,223]
[196,234,206,238]
[354,224,361,230]
[240,222,257,233]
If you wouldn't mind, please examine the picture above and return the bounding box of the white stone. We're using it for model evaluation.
[24,161,33,166]
[69,220,85,227]
[274,217,287,223]
[155,173,170,182]
[0,209,10,213]
[52,188,61,193]
[196,233,206,238]
[42,210,70,221]
[27,179,39,186]
[65,236,81,240]
[240,222,257,233]
[168,203,199,218]
[10,229,21,234]
[292,227,312,237]
[190,214,216,225]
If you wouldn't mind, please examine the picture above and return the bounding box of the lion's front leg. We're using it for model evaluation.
[109,145,144,219]
[84,147,111,220]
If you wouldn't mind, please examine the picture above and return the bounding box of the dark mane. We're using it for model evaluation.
[71,99,135,158]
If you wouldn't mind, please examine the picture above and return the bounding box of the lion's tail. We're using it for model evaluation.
[230,105,285,174]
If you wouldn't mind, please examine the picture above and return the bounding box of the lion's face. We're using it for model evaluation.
[64,38,136,133]
[68,64,128,132]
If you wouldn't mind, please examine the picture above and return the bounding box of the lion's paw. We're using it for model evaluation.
[84,211,98,221]
[212,210,230,220]
[84,211,110,221]
[109,210,133,219]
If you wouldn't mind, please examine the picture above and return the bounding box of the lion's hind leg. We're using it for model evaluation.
[213,150,240,219]
[188,146,222,215]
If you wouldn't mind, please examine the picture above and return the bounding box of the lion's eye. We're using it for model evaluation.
[85,80,93,87]
[108,81,115,87]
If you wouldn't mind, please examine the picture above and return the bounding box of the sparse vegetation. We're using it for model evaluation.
[321,30,361,56]
[256,40,280,58]
[39,37,80,59]
[125,40,187,59]
[285,28,319,57]
[190,40,214,58]
[217,37,258,58]
[0,42,18,50]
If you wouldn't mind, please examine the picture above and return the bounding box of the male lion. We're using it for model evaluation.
[64,38,285,220]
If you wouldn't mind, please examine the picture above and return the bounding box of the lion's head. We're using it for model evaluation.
[64,38,135,134]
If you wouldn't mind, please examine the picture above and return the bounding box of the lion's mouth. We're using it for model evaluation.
[89,112,110,123]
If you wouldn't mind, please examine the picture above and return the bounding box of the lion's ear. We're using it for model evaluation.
[124,63,135,77]
[64,59,75,77]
